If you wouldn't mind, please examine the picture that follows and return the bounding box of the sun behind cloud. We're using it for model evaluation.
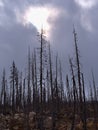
[75,0,96,9]
[23,6,59,39]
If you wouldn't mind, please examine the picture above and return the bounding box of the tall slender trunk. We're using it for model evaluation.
[69,58,76,130]
[82,73,87,130]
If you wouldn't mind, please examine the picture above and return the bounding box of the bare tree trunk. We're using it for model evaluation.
[15,69,19,111]
[92,71,98,130]
[46,69,50,108]
[82,73,87,130]
[27,47,31,112]
[31,52,35,111]
[73,28,84,127]
[23,78,26,111]
[19,72,22,111]
[66,75,71,106]
[40,29,43,112]
[48,43,56,130]
[34,49,39,112]
[1,69,7,114]
[48,43,53,107]
[69,58,76,130]
[59,61,64,106]
[73,28,82,104]
[10,61,16,114]
[55,55,59,112]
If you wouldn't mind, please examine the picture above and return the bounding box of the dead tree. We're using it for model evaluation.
[48,43,56,130]
[73,27,87,130]
[66,75,71,106]
[10,61,17,114]
[48,43,53,107]
[15,68,19,111]
[31,52,36,111]
[73,27,82,104]
[19,72,22,110]
[92,71,98,130]
[37,28,47,130]
[27,47,31,112]
[1,69,7,114]
[59,61,64,105]
[46,69,50,108]
[69,58,77,130]
[34,49,39,112]
[82,73,87,130]
[55,55,59,112]
[23,78,26,111]
[40,29,43,109]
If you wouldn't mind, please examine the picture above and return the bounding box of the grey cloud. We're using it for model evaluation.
[45,0,98,84]
[0,0,98,85]
[0,22,38,74]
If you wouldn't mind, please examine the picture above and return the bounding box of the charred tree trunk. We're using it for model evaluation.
[1,69,7,114]
[92,71,98,130]
[27,47,31,112]
[69,58,77,130]
[82,73,87,130]
[66,75,71,106]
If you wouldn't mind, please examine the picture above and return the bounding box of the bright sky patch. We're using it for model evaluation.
[75,0,96,9]
[23,6,59,38]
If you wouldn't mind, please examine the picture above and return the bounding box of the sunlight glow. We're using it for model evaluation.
[75,0,96,9]
[0,0,4,7]
[23,6,59,38]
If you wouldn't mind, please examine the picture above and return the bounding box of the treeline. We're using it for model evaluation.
[0,28,98,130]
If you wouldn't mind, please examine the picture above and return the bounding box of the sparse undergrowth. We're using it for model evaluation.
[0,109,97,130]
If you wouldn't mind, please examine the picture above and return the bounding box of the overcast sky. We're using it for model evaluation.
[0,0,98,85]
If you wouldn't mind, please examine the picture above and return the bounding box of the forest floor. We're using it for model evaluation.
[0,109,97,130]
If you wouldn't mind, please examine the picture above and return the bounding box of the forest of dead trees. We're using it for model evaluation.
[0,28,98,130]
